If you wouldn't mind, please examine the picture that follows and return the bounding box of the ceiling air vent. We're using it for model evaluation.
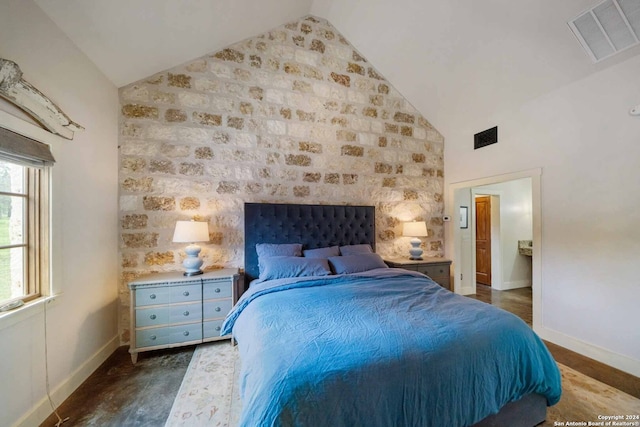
[568,0,640,62]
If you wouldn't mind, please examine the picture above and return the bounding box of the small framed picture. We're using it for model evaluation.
[460,206,468,229]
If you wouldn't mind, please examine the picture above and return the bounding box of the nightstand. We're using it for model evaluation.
[128,268,239,363]
[384,258,452,290]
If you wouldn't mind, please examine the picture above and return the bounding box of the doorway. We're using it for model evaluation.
[447,169,541,330]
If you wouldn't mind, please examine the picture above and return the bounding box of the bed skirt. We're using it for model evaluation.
[472,393,547,427]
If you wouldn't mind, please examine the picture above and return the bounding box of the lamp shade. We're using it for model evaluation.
[403,221,428,237]
[172,220,209,243]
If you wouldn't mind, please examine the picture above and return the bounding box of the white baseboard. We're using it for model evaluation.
[536,326,640,378]
[13,335,120,427]
[495,279,531,291]
[458,285,475,295]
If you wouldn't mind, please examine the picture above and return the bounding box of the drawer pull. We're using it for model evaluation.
[183,331,190,336]
[150,335,157,341]
[183,291,190,296]
[150,294,156,300]
[214,288,221,293]
[215,307,221,312]
[183,311,190,316]
[150,314,156,320]
[215,326,221,331]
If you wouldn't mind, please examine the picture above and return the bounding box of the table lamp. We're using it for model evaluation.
[403,221,428,260]
[172,220,210,276]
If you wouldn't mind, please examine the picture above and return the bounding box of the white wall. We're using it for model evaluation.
[453,187,473,294]
[0,1,119,426]
[445,55,640,376]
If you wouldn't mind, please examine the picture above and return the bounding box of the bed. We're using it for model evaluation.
[221,202,561,427]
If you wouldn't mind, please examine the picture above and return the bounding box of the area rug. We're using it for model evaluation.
[165,341,241,427]
[166,342,640,426]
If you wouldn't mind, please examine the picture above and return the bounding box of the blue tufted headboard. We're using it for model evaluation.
[244,203,376,283]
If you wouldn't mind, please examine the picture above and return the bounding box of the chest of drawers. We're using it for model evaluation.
[384,258,452,290]
[128,268,238,363]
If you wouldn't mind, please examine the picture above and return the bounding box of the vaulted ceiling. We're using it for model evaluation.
[33,0,640,135]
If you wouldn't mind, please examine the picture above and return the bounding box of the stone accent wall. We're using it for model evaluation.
[118,15,444,342]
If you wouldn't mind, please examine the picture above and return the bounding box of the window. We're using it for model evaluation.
[0,125,52,307]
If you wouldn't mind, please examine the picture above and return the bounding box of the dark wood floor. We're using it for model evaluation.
[41,284,639,426]
[467,283,639,399]
[40,346,194,427]
[466,283,533,325]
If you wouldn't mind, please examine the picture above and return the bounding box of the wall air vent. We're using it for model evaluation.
[569,0,640,62]
[474,126,498,150]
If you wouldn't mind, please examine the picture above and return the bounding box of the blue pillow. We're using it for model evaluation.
[258,256,332,282]
[339,244,373,256]
[256,243,302,274]
[303,245,340,258]
[256,243,302,258]
[328,253,388,274]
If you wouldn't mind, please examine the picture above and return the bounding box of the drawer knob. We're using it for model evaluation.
[150,294,156,300]
[183,311,190,316]
[183,291,190,296]
[183,331,189,336]
[150,314,156,320]
[215,307,221,312]
[214,288,221,293]
[215,326,221,331]
[150,335,157,341]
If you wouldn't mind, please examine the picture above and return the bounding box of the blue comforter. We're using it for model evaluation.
[221,269,561,427]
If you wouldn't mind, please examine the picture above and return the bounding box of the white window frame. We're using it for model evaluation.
[0,164,49,304]
[0,110,57,326]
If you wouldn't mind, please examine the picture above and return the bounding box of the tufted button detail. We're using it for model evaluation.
[244,204,375,281]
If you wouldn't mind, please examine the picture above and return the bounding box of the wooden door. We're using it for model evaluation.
[475,196,492,285]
